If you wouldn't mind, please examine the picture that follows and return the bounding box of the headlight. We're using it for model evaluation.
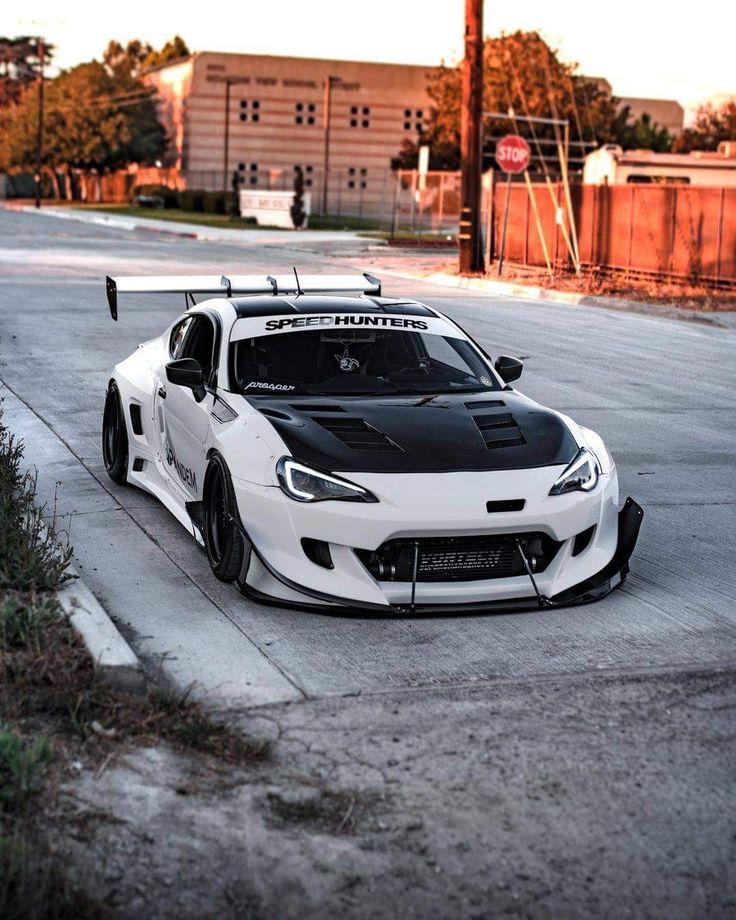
[276,457,378,503]
[549,447,600,495]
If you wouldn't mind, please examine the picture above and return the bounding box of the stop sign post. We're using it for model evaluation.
[495,134,531,276]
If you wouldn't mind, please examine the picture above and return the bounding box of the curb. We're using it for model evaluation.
[15,204,200,240]
[389,269,730,328]
[57,566,145,693]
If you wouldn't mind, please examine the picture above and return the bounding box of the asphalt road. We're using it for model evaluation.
[2,207,736,705]
[3,207,736,917]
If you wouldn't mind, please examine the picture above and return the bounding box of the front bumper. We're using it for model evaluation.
[231,465,643,614]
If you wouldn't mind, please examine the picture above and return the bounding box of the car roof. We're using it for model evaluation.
[230,294,436,318]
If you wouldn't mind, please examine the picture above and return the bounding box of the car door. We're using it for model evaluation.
[157,313,217,501]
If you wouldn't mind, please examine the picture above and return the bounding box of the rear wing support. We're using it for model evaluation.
[105,272,382,320]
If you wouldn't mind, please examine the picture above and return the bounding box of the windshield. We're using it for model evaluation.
[230,327,500,396]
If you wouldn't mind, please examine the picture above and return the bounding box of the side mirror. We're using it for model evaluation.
[494,355,523,384]
[166,358,206,402]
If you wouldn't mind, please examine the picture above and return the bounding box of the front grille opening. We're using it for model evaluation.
[356,532,561,583]
[572,524,596,557]
[313,416,401,451]
[301,537,334,570]
[486,499,525,513]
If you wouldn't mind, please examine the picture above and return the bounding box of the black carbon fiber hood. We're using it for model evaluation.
[249,392,578,474]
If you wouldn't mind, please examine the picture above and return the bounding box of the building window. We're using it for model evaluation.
[347,168,367,190]
[237,163,259,186]
[293,164,314,188]
[403,109,424,132]
[349,105,370,128]
[239,100,260,123]
[295,102,316,125]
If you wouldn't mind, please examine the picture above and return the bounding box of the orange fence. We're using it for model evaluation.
[493,182,736,285]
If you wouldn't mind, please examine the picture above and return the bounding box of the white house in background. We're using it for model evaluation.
[583,143,736,187]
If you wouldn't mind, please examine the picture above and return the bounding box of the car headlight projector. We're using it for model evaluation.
[549,447,600,495]
[277,457,378,503]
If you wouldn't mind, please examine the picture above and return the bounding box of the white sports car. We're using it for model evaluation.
[103,271,642,614]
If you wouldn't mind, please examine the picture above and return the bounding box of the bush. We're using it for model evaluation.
[177,188,207,212]
[202,191,230,215]
[131,183,178,208]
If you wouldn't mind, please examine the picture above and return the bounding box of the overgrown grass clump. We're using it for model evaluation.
[0,418,72,593]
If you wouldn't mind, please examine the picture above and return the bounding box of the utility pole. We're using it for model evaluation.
[322,75,340,216]
[458,0,484,273]
[34,36,45,209]
[223,78,232,193]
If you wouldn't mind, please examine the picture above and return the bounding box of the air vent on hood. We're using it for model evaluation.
[257,407,292,421]
[312,416,401,451]
[472,412,526,449]
[291,404,347,413]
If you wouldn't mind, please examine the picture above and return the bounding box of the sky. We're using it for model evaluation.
[6,1,734,120]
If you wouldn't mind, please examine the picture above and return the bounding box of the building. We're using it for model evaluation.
[583,142,736,186]
[587,78,685,136]
[145,51,436,216]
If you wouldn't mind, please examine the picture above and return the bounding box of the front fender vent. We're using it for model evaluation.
[312,416,402,451]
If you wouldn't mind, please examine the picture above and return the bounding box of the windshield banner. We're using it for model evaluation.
[230,313,463,342]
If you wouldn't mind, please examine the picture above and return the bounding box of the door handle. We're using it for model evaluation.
[158,387,167,399]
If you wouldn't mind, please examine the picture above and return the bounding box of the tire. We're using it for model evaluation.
[203,453,245,582]
[102,381,128,484]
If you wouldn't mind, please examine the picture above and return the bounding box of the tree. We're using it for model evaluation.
[144,36,190,70]
[673,99,736,153]
[615,111,673,152]
[3,60,166,197]
[0,36,53,107]
[102,36,189,81]
[290,166,307,229]
[399,31,667,172]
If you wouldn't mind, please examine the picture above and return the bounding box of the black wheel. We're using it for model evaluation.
[102,381,128,484]
[203,454,245,582]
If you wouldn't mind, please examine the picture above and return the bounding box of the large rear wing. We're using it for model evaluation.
[105,272,382,320]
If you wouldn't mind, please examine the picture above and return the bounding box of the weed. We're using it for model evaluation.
[0,595,58,651]
[0,728,53,813]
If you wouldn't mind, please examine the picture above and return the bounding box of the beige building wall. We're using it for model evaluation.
[146,51,435,215]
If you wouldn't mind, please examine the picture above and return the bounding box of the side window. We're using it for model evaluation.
[180,315,216,382]
[169,317,192,358]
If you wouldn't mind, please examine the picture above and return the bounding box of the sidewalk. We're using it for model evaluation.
[6,203,374,248]
[369,254,736,329]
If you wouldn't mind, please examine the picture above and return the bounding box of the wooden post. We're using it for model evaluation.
[458,0,484,273]
[497,174,512,276]
[35,37,45,208]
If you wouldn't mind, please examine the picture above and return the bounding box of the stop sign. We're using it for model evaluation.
[495,134,531,174]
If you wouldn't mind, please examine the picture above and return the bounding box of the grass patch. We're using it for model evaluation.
[70,205,279,231]
[70,204,389,233]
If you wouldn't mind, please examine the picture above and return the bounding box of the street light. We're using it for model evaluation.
[322,75,342,216]
[209,75,249,192]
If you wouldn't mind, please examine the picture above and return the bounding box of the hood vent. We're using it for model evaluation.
[472,412,526,449]
[312,416,402,451]
[465,399,505,409]
[291,403,347,413]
